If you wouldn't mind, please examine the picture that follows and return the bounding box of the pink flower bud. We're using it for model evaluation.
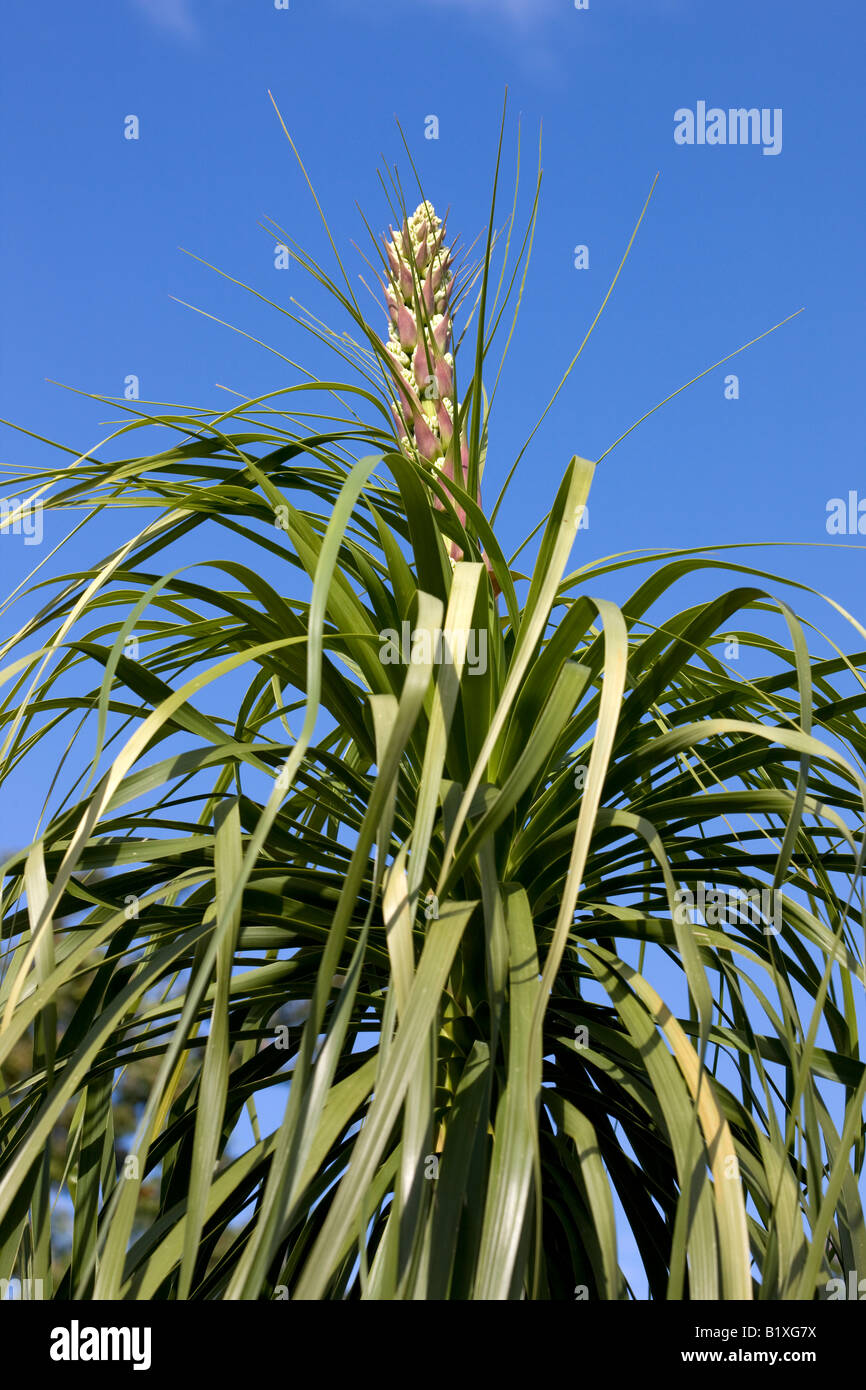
[399,261,414,299]
[385,285,399,322]
[436,400,454,445]
[396,372,421,418]
[433,316,451,355]
[413,413,441,464]
[413,340,432,386]
[397,305,418,351]
[421,270,435,314]
[434,359,453,401]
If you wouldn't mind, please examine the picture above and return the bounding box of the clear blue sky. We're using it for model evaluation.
[2,0,864,1296]
[2,0,863,595]
[3,0,864,809]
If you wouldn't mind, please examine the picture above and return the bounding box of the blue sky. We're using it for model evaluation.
[3,3,864,560]
[1,0,865,1296]
[3,2,864,548]
[2,0,865,837]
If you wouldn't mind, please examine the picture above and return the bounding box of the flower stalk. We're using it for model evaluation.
[382,201,485,570]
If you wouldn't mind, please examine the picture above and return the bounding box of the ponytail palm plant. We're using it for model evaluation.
[1,107,864,1301]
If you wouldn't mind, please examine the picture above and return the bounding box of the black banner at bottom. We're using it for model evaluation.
[1,1298,862,1377]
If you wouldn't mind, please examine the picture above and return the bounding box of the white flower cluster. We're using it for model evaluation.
[382,202,456,468]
